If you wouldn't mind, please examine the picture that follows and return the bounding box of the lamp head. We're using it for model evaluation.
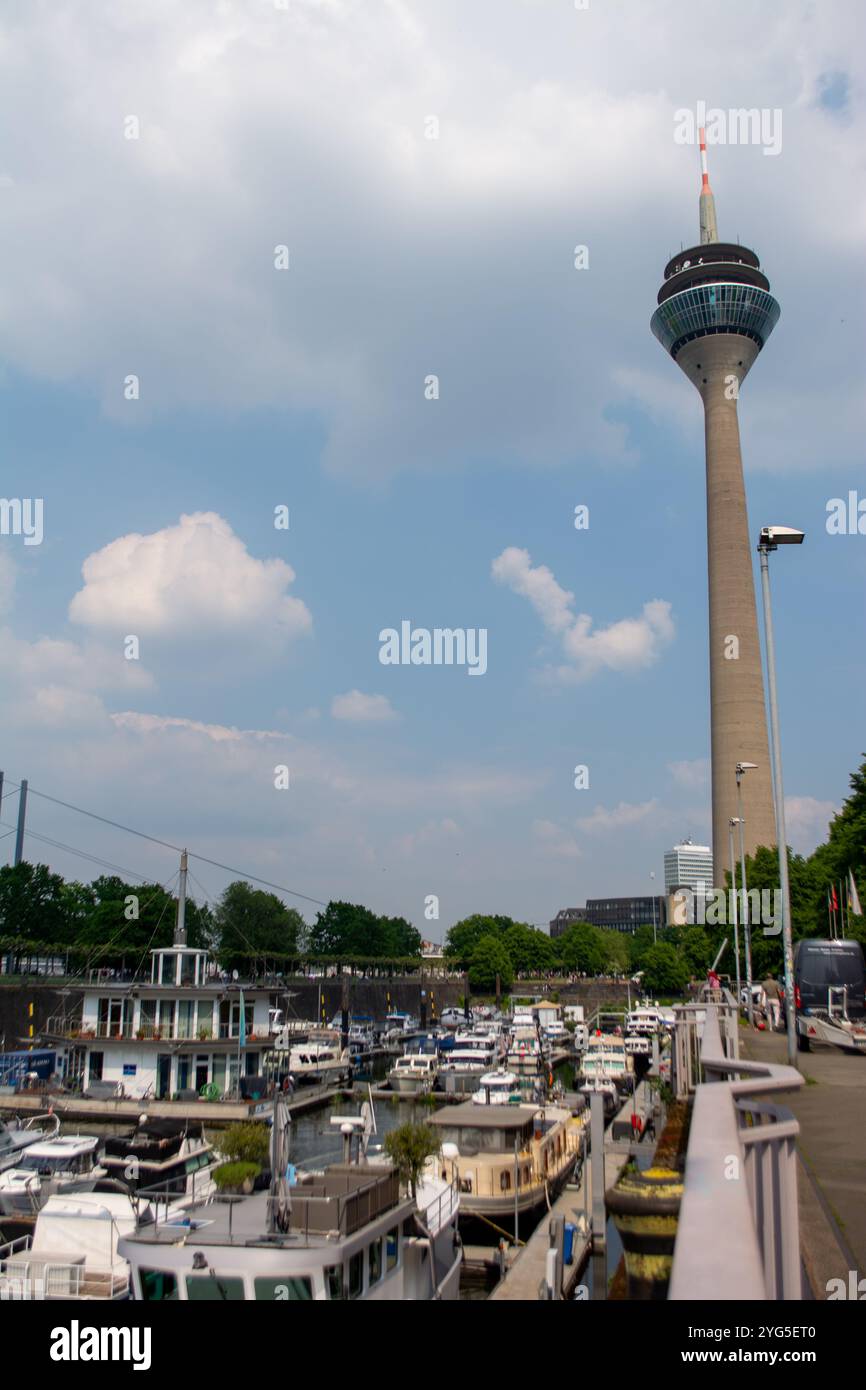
[758,525,805,552]
[736,762,758,776]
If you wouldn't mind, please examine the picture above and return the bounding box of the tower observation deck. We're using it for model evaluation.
[650,133,779,881]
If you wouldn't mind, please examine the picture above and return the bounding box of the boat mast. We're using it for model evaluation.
[175,849,188,945]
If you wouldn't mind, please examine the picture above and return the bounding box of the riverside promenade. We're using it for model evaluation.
[741,1027,866,1295]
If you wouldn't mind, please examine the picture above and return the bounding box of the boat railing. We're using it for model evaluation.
[418,1174,459,1234]
[0,1234,130,1301]
[669,997,803,1301]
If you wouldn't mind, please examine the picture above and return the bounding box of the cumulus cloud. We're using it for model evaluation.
[668,759,710,790]
[492,546,674,681]
[784,796,837,853]
[1,2,861,478]
[69,512,311,644]
[330,691,398,723]
[576,800,659,834]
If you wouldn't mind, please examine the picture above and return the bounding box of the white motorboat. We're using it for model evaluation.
[0,1112,60,1174]
[269,1040,352,1085]
[387,1054,438,1094]
[0,1190,143,1300]
[578,1033,633,1091]
[543,1020,570,1047]
[471,1069,522,1106]
[579,1077,619,1116]
[0,1133,101,1215]
[95,1117,217,1215]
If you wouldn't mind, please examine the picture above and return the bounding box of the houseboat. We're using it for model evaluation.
[117,1099,462,1301]
[426,1101,586,1221]
[41,852,280,1102]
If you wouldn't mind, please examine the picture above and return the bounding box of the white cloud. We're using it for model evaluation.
[330,690,398,723]
[576,800,659,834]
[531,818,582,860]
[0,553,15,616]
[1,2,861,479]
[493,546,674,681]
[668,759,710,790]
[784,796,837,853]
[69,512,312,644]
[110,712,288,743]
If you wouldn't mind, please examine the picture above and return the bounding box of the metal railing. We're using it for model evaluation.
[0,1235,130,1300]
[669,995,803,1301]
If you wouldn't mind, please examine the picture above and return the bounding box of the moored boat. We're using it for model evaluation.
[426,1100,586,1221]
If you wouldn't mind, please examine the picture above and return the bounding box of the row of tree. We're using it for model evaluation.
[3,756,864,987]
[0,867,422,970]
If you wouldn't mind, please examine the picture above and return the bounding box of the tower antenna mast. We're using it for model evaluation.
[699,127,719,245]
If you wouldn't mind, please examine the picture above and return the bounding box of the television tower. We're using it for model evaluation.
[651,131,778,881]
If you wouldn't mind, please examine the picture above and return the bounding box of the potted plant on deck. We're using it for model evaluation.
[213,1121,271,1195]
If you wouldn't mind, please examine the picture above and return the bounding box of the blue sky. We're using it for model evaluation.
[1,0,864,938]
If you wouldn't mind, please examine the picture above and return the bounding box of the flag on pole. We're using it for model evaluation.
[831,883,839,913]
[850,870,863,918]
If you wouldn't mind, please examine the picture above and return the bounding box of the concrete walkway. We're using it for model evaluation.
[741,1027,866,1292]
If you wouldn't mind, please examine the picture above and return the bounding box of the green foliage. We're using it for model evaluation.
[218,1121,270,1167]
[0,863,212,960]
[468,934,514,992]
[640,943,689,995]
[215,881,304,971]
[502,921,555,975]
[556,922,604,975]
[308,901,421,960]
[444,914,507,968]
[213,1161,260,1191]
[383,1121,440,1198]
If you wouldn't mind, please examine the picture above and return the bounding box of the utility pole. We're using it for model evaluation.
[13,779,28,866]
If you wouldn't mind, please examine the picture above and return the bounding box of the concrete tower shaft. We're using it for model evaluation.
[650,145,781,887]
[675,334,777,876]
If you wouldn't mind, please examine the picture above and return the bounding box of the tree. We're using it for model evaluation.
[308,901,381,957]
[444,914,505,968]
[379,916,422,959]
[383,1121,440,1199]
[0,862,71,945]
[640,943,688,995]
[503,922,554,976]
[468,934,514,992]
[215,881,305,970]
[678,926,713,977]
[556,922,604,976]
[628,924,657,973]
[598,929,630,976]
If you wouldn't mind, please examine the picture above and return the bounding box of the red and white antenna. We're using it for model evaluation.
[698,126,719,245]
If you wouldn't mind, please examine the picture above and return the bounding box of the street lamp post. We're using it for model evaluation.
[757,525,804,1069]
[728,818,742,1009]
[650,871,658,945]
[735,762,757,1027]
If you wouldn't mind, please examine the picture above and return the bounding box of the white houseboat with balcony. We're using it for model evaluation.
[43,853,280,1103]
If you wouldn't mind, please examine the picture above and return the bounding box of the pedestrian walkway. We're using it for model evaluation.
[741,1027,866,1292]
